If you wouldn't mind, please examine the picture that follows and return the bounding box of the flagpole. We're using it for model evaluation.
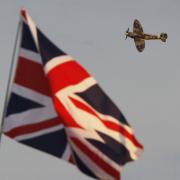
[0,15,22,144]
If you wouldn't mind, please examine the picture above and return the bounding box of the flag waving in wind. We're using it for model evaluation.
[2,9,143,180]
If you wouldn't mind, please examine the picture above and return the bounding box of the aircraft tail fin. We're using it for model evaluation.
[159,33,168,42]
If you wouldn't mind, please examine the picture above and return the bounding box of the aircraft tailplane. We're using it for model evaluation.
[159,33,168,42]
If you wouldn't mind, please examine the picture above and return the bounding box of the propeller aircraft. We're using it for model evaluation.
[125,19,168,52]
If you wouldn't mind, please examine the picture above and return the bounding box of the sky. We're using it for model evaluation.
[0,0,180,179]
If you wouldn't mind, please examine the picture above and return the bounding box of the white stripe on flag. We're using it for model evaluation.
[25,12,39,50]
[12,83,52,106]
[3,84,57,132]
[61,144,72,161]
[44,55,74,74]
[56,77,97,97]
[19,48,42,64]
[3,106,57,132]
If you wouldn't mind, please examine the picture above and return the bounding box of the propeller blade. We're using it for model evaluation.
[125,28,129,40]
[126,27,129,33]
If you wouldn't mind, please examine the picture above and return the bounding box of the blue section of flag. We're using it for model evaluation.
[6,93,43,116]
[21,22,38,52]
[76,84,129,126]
[87,131,132,165]
[37,28,66,65]
[20,129,67,158]
[73,151,97,179]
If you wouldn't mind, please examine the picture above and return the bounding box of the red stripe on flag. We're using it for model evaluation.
[54,96,83,129]
[21,8,27,20]
[47,61,90,94]
[15,57,51,96]
[71,137,120,179]
[68,155,75,164]
[70,97,143,149]
[5,117,62,138]
[103,121,143,149]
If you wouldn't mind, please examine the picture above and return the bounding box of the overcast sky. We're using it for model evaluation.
[0,0,180,180]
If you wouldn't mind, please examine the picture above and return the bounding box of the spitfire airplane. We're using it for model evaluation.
[125,19,168,52]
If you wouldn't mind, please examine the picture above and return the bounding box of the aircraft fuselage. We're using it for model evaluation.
[126,32,159,40]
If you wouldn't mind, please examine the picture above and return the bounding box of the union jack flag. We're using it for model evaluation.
[3,9,143,180]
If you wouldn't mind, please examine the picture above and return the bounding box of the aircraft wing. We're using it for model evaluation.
[133,19,143,34]
[134,37,145,52]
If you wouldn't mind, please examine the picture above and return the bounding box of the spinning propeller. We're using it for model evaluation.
[125,28,129,40]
